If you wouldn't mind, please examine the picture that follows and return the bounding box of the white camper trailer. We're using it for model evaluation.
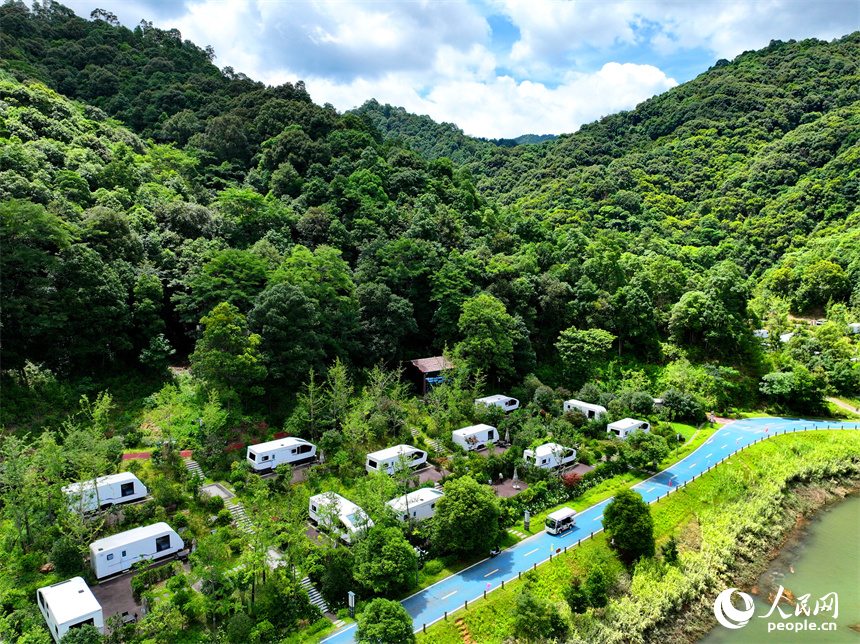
[89,522,182,579]
[37,577,104,644]
[563,399,607,420]
[308,493,374,544]
[545,507,577,535]
[523,443,577,469]
[365,445,427,475]
[475,394,520,412]
[246,437,317,472]
[63,472,148,514]
[451,424,497,451]
[607,418,650,439]
[387,488,444,522]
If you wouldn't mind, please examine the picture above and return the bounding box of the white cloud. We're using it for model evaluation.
[306,60,677,139]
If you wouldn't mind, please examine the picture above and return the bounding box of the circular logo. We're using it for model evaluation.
[713,588,755,629]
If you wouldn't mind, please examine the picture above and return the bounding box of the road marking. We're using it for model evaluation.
[646,487,655,492]
[721,444,727,448]
[597,515,603,520]
[689,463,697,468]
[484,569,499,578]
[524,548,538,557]
[670,474,677,478]
[441,591,457,600]
[706,453,712,458]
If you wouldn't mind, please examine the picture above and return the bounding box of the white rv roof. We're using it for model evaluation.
[547,507,577,521]
[90,522,175,552]
[608,418,646,430]
[62,471,140,495]
[38,577,101,624]
[475,395,511,404]
[248,437,313,453]
[564,399,606,411]
[367,444,420,461]
[386,488,443,513]
[452,424,494,437]
[309,493,370,528]
[527,443,569,458]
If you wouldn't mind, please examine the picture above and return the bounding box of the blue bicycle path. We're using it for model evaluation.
[321,418,859,643]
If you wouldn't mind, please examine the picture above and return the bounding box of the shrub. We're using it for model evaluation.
[561,471,582,489]
[217,509,232,526]
[228,538,243,555]
[423,559,444,576]
[172,512,188,529]
[207,494,225,512]
[226,611,253,644]
[51,537,83,576]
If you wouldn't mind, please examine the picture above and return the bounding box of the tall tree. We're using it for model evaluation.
[602,488,655,564]
[455,293,516,381]
[190,302,267,403]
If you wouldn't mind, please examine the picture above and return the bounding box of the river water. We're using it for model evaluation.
[699,492,860,643]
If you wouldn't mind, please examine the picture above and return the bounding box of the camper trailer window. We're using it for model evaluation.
[122,551,126,557]
[299,445,312,454]
[107,554,114,560]
[488,430,495,439]
[368,459,378,469]
[507,399,515,406]
[121,482,134,497]
[38,592,44,608]
[249,452,256,461]
[291,449,297,454]
[155,535,171,552]
[262,455,269,461]
[412,452,422,460]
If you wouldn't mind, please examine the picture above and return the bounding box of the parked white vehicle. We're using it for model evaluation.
[475,394,520,412]
[308,493,373,544]
[246,437,317,472]
[452,424,497,451]
[387,488,444,522]
[365,445,427,475]
[545,507,577,535]
[523,442,577,469]
[89,522,182,579]
[63,472,147,514]
[563,399,607,420]
[37,577,103,643]
[607,418,651,439]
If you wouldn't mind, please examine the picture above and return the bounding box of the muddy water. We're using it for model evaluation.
[699,492,860,643]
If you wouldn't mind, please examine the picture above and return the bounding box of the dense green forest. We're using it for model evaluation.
[1,3,860,642]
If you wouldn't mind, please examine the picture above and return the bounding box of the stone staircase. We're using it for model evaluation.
[183,457,204,478]
[410,427,450,456]
[225,499,253,533]
[299,576,330,614]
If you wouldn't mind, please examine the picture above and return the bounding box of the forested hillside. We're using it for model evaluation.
[1,0,859,429]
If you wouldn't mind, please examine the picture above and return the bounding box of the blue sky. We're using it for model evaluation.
[57,0,859,138]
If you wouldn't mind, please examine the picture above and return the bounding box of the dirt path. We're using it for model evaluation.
[827,397,859,413]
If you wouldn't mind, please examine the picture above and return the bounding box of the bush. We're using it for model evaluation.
[207,494,225,512]
[423,559,444,576]
[226,611,254,644]
[51,537,83,575]
[172,512,188,529]
[217,509,232,526]
[228,538,243,555]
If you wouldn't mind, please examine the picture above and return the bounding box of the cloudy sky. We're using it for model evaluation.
[58,0,859,138]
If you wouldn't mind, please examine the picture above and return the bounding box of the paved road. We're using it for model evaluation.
[321,417,860,643]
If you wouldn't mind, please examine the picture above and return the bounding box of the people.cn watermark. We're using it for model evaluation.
[714,586,838,633]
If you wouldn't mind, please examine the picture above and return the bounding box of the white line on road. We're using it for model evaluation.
[524,548,539,557]
[706,453,712,458]
[670,474,677,478]
[484,569,499,578]
[647,487,655,492]
[597,515,603,520]
[441,591,457,600]
[689,463,697,468]
[721,444,727,448]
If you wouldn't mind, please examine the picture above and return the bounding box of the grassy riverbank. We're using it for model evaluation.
[416,429,860,644]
